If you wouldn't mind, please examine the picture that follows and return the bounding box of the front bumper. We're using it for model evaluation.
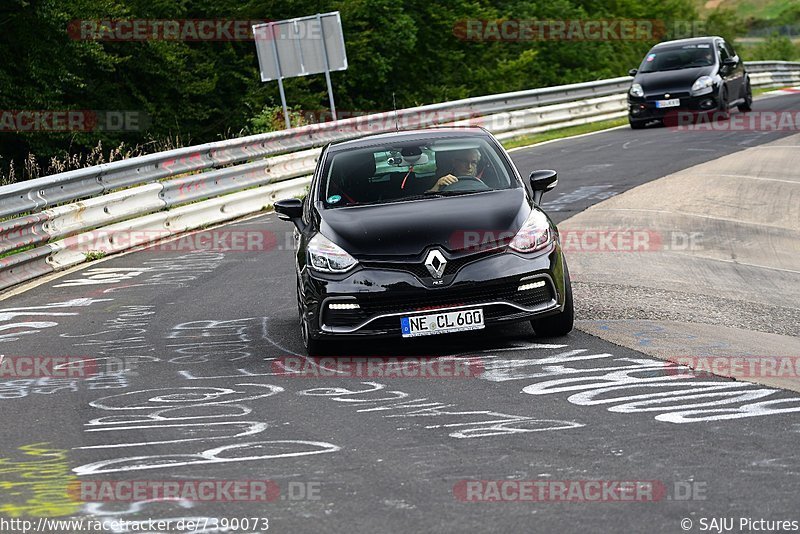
[628,92,718,122]
[298,244,567,340]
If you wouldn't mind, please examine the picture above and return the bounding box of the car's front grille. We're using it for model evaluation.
[645,91,690,100]
[360,248,504,281]
[359,278,552,315]
[321,276,554,329]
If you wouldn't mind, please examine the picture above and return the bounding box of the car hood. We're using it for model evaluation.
[635,66,715,96]
[318,188,532,258]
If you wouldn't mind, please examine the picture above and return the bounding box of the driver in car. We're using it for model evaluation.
[427,148,481,192]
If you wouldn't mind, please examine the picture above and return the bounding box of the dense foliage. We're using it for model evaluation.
[0,0,729,179]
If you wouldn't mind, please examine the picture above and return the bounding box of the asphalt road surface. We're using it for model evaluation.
[1,92,799,534]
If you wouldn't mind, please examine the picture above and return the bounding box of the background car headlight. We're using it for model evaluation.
[509,209,553,253]
[691,76,714,96]
[629,84,644,98]
[308,233,358,273]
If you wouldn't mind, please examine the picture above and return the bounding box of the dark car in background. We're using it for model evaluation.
[274,128,573,355]
[627,36,753,128]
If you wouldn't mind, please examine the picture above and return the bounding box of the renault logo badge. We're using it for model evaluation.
[424,249,447,279]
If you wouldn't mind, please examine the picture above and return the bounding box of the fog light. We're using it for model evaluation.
[518,281,546,291]
[700,99,715,109]
[329,303,360,310]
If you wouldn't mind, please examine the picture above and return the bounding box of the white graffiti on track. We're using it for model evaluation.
[0,373,129,399]
[297,382,583,439]
[60,305,158,372]
[167,319,260,364]
[52,252,226,293]
[85,500,256,533]
[77,385,281,449]
[543,184,617,211]
[53,268,148,288]
[74,439,340,476]
[73,384,339,475]
[99,252,227,293]
[0,298,112,343]
[475,349,800,423]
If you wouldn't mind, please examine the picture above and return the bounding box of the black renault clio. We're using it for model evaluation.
[627,36,753,128]
[274,128,573,355]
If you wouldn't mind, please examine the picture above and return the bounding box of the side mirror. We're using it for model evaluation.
[722,57,737,67]
[628,68,638,76]
[274,198,305,231]
[529,169,558,205]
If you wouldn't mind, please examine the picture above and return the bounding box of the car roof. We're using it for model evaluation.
[328,127,492,151]
[651,36,722,49]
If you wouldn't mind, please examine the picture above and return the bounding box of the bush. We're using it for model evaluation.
[749,33,800,61]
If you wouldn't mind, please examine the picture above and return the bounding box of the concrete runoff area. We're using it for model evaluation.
[562,134,800,392]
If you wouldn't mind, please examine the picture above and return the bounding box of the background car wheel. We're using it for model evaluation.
[738,82,753,112]
[531,259,574,337]
[629,119,646,129]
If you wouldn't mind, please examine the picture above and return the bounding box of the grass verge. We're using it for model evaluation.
[501,117,628,150]
[753,85,798,96]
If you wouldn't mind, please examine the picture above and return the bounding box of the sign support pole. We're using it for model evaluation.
[317,13,337,121]
[269,23,291,129]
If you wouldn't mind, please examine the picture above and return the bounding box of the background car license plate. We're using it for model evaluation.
[655,98,680,108]
[401,309,484,337]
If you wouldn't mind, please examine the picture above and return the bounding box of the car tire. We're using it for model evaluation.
[531,258,574,337]
[716,88,730,121]
[738,81,753,112]
[297,280,330,356]
[629,119,647,130]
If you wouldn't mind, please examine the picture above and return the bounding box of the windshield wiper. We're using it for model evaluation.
[334,190,482,208]
[430,189,484,196]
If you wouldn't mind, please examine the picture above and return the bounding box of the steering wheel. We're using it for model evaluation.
[439,175,491,192]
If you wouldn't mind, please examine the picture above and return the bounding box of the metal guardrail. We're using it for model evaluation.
[0,77,633,218]
[743,60,800,73]
[1,61,799,292]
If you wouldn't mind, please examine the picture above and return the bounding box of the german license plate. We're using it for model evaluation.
[655,98,680,108]
[400,308,484,338]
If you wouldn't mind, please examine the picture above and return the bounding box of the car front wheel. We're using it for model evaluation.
[629,118,647,129]
[716,87,730,120]
[297,280,329,356]
[531,259,574,337]
[738,81,753,112]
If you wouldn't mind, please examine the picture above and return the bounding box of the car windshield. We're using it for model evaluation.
[320,136,518,208]
[638,44,715,73]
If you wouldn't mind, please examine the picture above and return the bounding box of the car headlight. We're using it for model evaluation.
[308,233,358,273]
[691,76,714,96]
[509,209,553,253]
[629,84,644,98]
